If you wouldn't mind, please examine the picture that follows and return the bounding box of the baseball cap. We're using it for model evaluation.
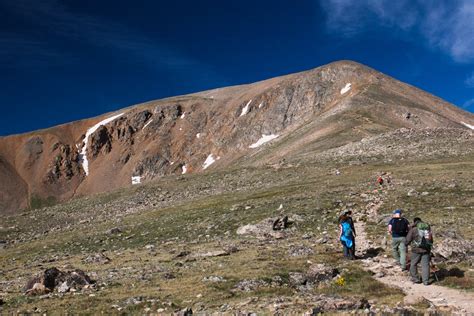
[393,209,402,214]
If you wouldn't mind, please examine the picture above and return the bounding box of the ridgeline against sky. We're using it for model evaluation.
[0,0,473,136]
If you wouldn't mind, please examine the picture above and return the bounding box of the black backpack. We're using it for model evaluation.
[392,218,409,236]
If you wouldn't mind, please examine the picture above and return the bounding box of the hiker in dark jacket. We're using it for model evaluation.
[406,217,433,285]
[388,209,409,270]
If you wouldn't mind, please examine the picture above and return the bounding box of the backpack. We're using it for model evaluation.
[391,218,409,236]
[413,222,433,250]
[341,221,353,237]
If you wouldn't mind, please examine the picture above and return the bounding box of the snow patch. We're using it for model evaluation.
[258,102,264,108]
[277,204,283,210]
[340,83,351,95]
[203,154,216,169]
[142,119,153,130]
[249,134,279,148]
[180,112,185,119]
[461,121,474,130]
[240,100,252,117]
[182,165,187,174]
[79,113,124,176]
[131,176,141,185]
[196,133,201,138]
[170,161,175,165]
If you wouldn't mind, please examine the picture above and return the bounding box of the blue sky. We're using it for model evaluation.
[0,0,473,136]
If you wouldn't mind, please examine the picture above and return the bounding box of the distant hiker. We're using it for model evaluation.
[388,209,409,270]
[377,176,384,186]
[406,217,433,285]
[345,210,356,255]
[339,212,355,260]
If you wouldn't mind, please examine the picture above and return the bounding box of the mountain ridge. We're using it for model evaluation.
[0,60,473,214]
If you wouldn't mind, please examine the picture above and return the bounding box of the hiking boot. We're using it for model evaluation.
[411,279,422,284]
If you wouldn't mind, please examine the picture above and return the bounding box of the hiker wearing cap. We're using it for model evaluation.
[339,212,355,260]
[388,209,410,270]
[405,217,433,285]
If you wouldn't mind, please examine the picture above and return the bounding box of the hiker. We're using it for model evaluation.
[405,217,433,285]
[377,176,384,186]
[339,212,355,260]
[388,209,409,270]
[345,210,356,255]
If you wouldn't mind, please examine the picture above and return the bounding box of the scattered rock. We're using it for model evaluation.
[306,264,339,284]
[194,250,229,259]
[233,279,268,292]
[288,272,307,286]
[83,253,111,264]
[288,245,314,257]
[202,276,226,283]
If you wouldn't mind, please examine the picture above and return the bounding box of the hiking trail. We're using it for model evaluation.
[354,191,474,314]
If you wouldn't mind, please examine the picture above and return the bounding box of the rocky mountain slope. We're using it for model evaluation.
[0,60,473,214]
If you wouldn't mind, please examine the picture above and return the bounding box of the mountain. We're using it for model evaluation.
[0,60,473,214]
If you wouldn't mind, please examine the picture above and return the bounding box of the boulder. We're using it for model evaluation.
[306,264,339,284]
[288,272,307,286]
[432,237,473,263]
[24,267,94,295]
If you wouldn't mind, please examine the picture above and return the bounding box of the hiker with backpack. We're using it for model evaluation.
[405,217,433,285]
[339,212,355,260]
[388,209,410,270]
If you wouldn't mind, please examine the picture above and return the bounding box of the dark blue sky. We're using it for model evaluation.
[1,0,473,136]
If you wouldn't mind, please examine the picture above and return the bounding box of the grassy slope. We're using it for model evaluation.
[0,153,473,313]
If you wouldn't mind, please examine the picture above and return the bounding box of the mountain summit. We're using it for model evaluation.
[0,61,473,213]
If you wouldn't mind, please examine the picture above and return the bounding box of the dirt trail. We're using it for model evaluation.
[354,193,474,314]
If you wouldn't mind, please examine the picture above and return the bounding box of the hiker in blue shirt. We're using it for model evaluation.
[339,212,355,260]
[388,209,410,270]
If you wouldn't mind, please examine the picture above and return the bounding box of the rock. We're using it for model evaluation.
[202,276,226,283]
[57,281,70,293]
[177,307,193,316]
[233,279,268,292]
[407,189,419,197]
[195,250,229,258]
[174,250,191,258]
[236,224,260,235]
[432,237,473,263]
[83,253,111,264]
[237,216,293,238]
[24,267,94,295]
[25,283,50,296]
[288,245,314,257]
[145,244,155,250]
[316,236,328,244]
[288,272,307,286]
[162,272,176,280]
[403,294,426,305]
[306,264,339,284]
[107,227,122,235]
[273,216,289,230]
